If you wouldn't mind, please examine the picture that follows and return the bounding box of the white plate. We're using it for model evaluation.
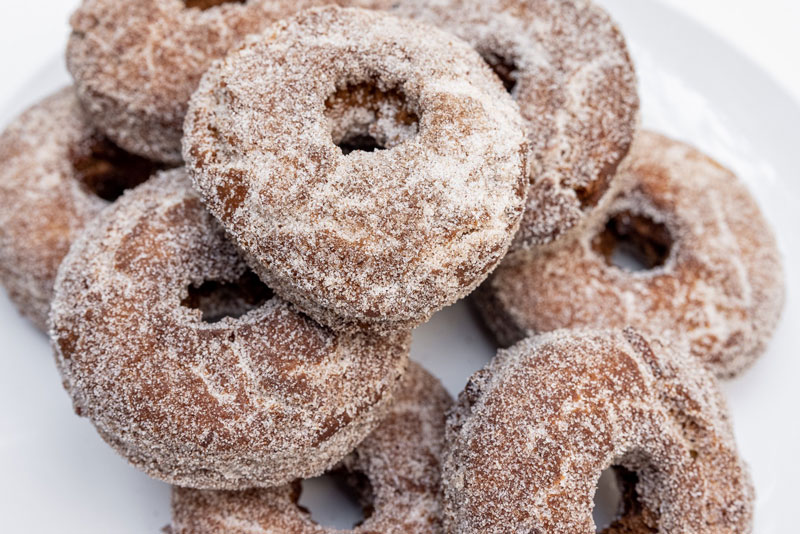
[1,1,798,532]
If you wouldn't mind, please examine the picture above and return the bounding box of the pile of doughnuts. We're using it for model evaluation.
[0,0,784,532]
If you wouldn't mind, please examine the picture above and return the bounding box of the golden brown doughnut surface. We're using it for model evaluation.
[0,87,159,330]
[444,328,753,533]
[475,131,784,378]
[170,362,451,533]
[67,0,357,163]
[392,0,639,248]
[50,169,410,489]
[184,6,529,333]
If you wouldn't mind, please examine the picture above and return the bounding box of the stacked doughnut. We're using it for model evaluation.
[0,0,784,532]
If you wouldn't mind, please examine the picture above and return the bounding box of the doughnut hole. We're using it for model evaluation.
[593,467,622,531]
[181,269,274,323]
[481,52,519,94]
[591,211,673,272]
[338,134,382,154]
[296,468,374,528]
[593,466,658,533]
[325,82,419,156]
[70,135,163,201]
[184,0,245,10]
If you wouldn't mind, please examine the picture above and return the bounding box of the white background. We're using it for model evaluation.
[2,0,799,108]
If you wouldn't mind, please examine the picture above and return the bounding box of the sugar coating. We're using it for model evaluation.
[184,6,529,334]
[170,361,452,533]
[49,169,410,489]
[474,131,785,378]
[390,0,639,248]
[0,88,130,330]
[67,0,361,163]
[444,328,754,533]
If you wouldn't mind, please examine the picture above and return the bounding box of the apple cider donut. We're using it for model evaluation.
[184,6,529,333]
[170,361,452,533]
[67,0,344,163]
[444,328,754,534]
[50,169,410,490]
[474,131,785,378]
[0,87,160,330]
[392,0,639,248]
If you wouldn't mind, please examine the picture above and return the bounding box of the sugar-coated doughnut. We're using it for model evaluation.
[170,361,451,533]
[184,6,529,333]
[444,328,753,533]
[67,0,354,163]
[50,169,410,489]
[392,0,639,249]
[0,87,160,330]
[474,131,784,378]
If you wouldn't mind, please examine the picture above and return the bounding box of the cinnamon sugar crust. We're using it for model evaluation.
[170,362,451,533]
[67,0,362,163]
[444,328,754,533]
[391,0,639,248]
[50,169,410,489]
[0,87,159,330]
[474,131,785,378]
[184,6,529,333]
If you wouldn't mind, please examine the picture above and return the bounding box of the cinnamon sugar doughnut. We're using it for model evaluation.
[0,87,160,330]
[474,131,785,378]
[170,361,451,533]
[444,328,754,533]
[66,0,355,163]
[392,0,639,248]
[184,6,529,333]
[50,169,410,489]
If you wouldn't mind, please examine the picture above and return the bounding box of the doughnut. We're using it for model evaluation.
[474,131,785,378]
[391,0,639,249]
[184,6,529,333]
[0,87,161,330]
[66,0,347,163]
[444,328,754,533]
[50,168,410,489]
[169,361,452,533]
